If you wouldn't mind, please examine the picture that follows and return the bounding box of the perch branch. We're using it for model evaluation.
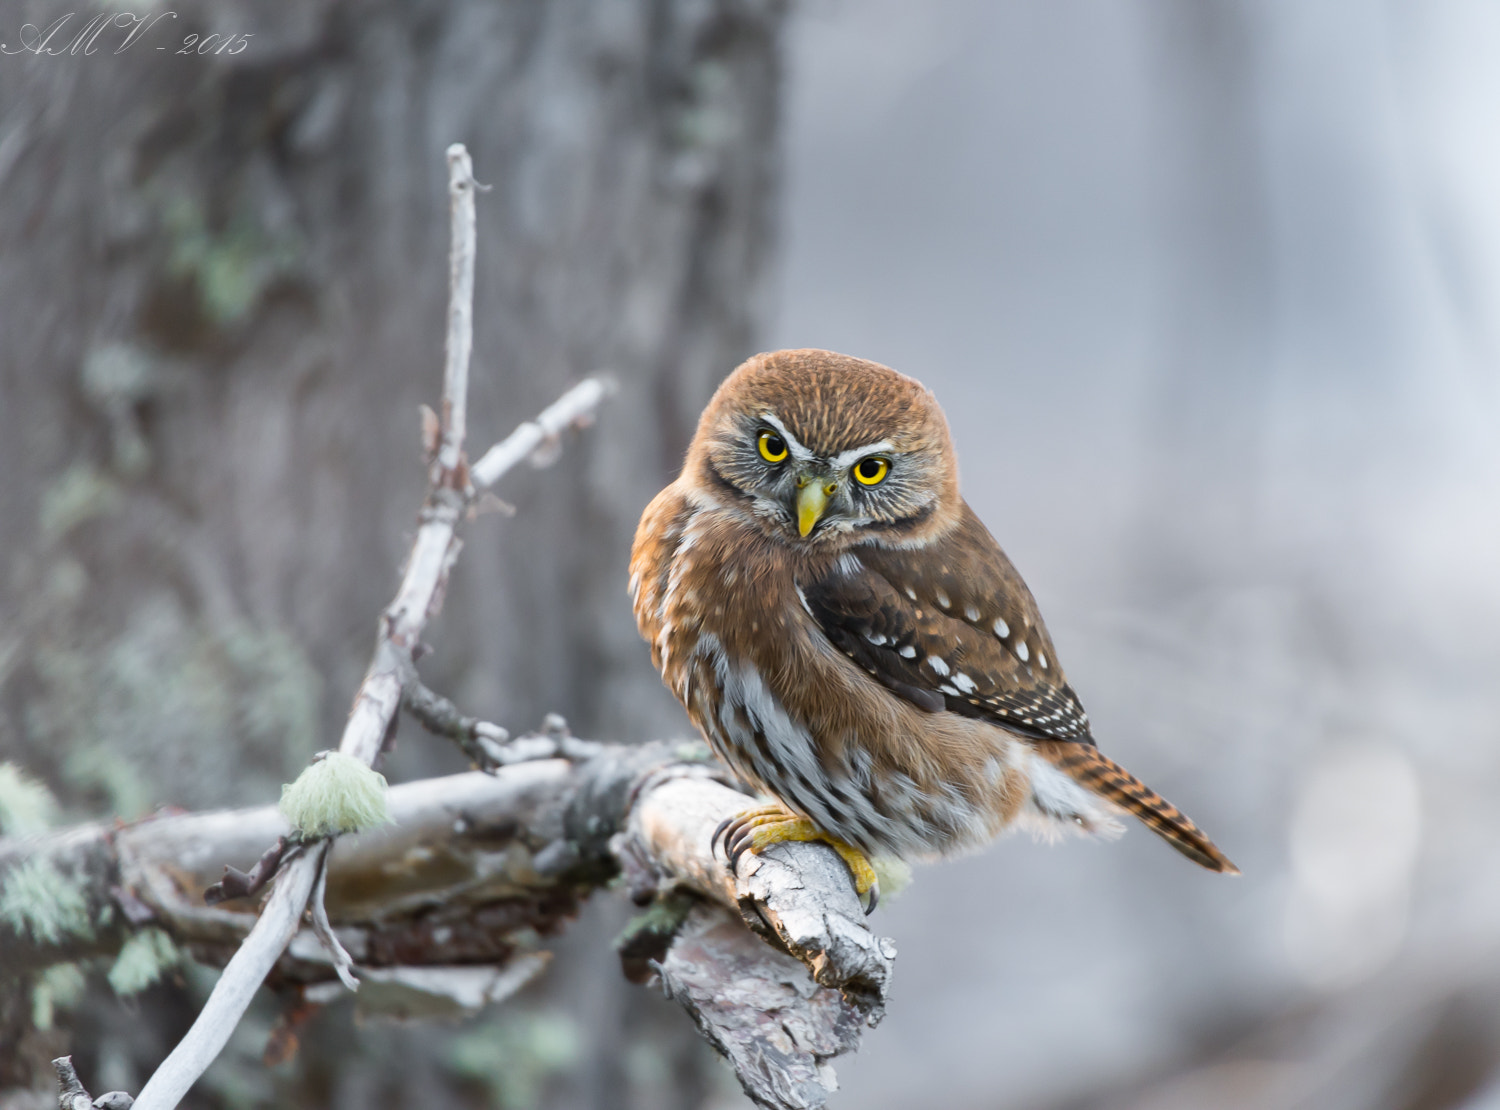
[627,770,894,1019]
[8,744,894,1110]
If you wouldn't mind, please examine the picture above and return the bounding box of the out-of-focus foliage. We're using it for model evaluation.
[31,963,85,1032]
[0,763,58,836]
[107,928,183,998]
[447,1007,584,1109]
[0,856,95,945]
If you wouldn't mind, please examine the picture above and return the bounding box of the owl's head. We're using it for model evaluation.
[686,349,960,548]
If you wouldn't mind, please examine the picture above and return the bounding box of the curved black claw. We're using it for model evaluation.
[727,826,756,868]
[712,815,735,858]
[863,880,880,916]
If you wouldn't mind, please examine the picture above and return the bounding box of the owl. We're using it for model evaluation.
[630,349,1236,906]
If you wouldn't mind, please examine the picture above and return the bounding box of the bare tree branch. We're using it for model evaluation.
[119,143,542,1110]
[470,376,616,488]
[437,144,476,479]
[130,843,327,1109]
[628,770,895,1020]
[8,742,894,1110]
[659,905,868,1110]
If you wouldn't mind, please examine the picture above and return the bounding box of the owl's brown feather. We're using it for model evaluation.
[803,501,1093,742]
[630,348,1236,874]
[1035,741,1239,873]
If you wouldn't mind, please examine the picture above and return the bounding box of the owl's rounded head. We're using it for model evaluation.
[686,349,960,547]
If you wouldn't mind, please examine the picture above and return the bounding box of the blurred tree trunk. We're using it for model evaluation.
[0,0,784,1104]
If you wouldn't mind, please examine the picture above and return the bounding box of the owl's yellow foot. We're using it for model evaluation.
[713,804,880,914]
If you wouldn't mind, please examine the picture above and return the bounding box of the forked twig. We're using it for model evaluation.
[112,144,610,1110]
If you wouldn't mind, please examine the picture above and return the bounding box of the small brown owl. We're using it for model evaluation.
[630,349,1235,905]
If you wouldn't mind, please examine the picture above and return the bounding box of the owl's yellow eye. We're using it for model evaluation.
[853,456,889,486]
[758,429,788,463]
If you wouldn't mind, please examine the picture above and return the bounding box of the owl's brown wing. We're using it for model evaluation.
[802,501,1094,744]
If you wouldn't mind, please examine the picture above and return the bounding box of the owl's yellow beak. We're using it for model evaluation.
[796,479,833,537]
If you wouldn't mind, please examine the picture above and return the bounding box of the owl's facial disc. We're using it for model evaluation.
[703,407,931,542]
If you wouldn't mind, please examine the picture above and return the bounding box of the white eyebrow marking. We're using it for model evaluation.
[758,413,815,462]
[829,440,894,471]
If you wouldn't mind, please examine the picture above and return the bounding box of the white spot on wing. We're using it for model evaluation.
[964,606,980,622]
[1038,652,1048,669]
[934,589,951,609]
[866,631,887,646]
[926,655,950,676]
[993,618,1010,639]
[1016,642,1030,663]
[952,673,977,694]
[899,644,917,659]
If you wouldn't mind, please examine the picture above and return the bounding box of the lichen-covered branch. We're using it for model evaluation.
[3,741,895,1110]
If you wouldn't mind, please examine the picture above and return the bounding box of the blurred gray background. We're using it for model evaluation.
[771,3,1500,1108]
[2,0,1499,1107]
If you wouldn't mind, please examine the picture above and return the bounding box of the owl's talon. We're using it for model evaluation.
[714,805,880,908]
[727,830,749,867]
[712,815,735,857]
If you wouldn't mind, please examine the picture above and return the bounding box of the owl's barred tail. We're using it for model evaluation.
[1038,741,1240,874]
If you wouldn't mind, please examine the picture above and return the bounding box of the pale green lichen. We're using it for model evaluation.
[447,1009,582,1110]
[162,194,303,328]
[108,927,182,996]
[279,753,389,838]
[30,601,318,818]
[31,962,85,1030]
[0,762,59,836]
[0,856,93,944]
[39,462,121,544]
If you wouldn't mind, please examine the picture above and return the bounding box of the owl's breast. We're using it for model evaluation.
[631,490,1021,858]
